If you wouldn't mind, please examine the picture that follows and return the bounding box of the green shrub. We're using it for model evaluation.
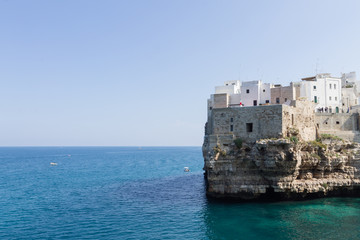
[320,134,343,141]
[322,183,328,188]
[290,136,298,144]
[234,138,243,149]
[309,141,327,149]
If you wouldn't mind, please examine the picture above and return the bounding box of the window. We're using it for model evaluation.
[335,97,337,101]
[329,84,332,89]
[313,86,316,90]
[276,98,280,104]
[230,117,233,122]
[230,125,233,131]
[329,96,332,100]
[246,123,253,132]
[285,98,287,102]
[314,96,318,103]
[246,89,250,94]
[226,84,228,86]
[334,84,336,89]
[336,121,340,125]
[263,89,265,92]
[265,100,269,103]
[232,83,235,85]
[253,100,257,106]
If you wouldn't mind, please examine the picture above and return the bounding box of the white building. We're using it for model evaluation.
[240,80,272,106]
[341,72,359,111]
[213,80,241,106]
[298,73,342,113]
[215,80,241,95]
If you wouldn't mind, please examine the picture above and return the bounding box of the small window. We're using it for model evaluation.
[253,100,257,106]
[285,98,287,102]
[265,100,269,103]
[313,86,316,90]
[336,121,340,125]
[230,118,233,122]
[246,89,250,94]
[230,125,233,131]
[335,97,337,101]
[232,83,235,85]
[329,84,332,89]
[246,123,253,132]
[263,89,265,92]
[343,103,345,106]
[329,96,332,100]
[325,122,328,125]
[334,84,336,89]
[276,98,280,104]
[209,107,212,110]
[314,96,318,103]
[226,84,228,86]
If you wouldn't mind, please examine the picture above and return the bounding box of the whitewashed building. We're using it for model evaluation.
[240,80,272,107]
[213,80,241,106]
[341,72,359,112]
[298,73,342,113]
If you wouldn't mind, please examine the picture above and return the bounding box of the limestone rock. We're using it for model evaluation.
[203,137,360,200]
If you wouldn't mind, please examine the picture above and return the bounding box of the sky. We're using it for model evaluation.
[1,0,360,146]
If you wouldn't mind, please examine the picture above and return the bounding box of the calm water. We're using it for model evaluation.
[0,147,360,240]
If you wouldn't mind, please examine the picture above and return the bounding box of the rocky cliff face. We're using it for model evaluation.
[203,136,360,200]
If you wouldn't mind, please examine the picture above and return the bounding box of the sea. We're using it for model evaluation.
[1,147,360,240]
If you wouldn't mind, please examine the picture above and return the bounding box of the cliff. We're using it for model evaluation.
[202,135,360,200]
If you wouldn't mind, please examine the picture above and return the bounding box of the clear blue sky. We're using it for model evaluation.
[1,0,360,146]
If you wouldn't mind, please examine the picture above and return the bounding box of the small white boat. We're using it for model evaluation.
[50,162,58,166]
[184,167,190,172]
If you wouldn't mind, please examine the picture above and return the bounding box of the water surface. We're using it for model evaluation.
[0,147,359,239]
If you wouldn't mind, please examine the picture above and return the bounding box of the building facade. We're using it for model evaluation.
[298,73,342,113]
[240,80,272,107]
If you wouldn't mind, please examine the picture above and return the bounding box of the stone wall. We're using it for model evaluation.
[210,105,284,142]
[315,112,360,141]
[315,113,359,131]
[208,100,316,143]
[283,100,316,141]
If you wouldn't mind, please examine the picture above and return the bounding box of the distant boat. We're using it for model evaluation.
[50,162,58,166]
[184,167,190,172]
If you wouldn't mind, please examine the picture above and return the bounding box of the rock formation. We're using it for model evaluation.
[203,135,360,200]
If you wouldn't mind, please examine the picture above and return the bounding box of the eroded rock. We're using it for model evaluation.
[203,137,360,200]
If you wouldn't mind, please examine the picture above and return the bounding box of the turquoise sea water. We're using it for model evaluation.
[1,147,360,240]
